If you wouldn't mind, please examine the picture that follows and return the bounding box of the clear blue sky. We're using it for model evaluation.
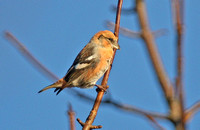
[1,0,200,129]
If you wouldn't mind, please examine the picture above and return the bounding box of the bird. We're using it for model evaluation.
[38,30,120,95]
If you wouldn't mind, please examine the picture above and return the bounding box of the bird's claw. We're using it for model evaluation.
[95,84,108,93]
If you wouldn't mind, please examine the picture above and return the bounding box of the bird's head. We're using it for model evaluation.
[93,30,120,50]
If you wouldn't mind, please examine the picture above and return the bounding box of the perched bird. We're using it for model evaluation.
[38,30,120,95]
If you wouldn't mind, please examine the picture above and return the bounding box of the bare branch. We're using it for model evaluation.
[77,119,102,129]
[5,31,59,81]
[103,98,168,120]
[79,0,123,129]
[106,21,141,38]
[172,0,185,129]
[103,98,167,129]
[106,21,168,39]
[184,101,200,122]
[145,115,166,130]
[71,89,169,121]
[67,103,76,130]
[135,0,174,107]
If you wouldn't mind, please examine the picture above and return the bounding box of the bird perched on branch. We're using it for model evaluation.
[38,30,120,95]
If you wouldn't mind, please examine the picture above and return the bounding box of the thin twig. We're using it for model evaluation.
[5,31,58,81]
[103,98,169,120]
[184,101,200,122]
[106,21,168,39]
[135,0,174,107]
[103,98,167,129]
[71,88,169,120]
[78,0,123,129]
[106,21,141,38]
[67,103,76,130]
[145,114,166,130]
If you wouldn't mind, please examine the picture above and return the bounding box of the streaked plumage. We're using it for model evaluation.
[38,30,120,95]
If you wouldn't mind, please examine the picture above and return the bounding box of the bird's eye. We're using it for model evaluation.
[108,38,114,42]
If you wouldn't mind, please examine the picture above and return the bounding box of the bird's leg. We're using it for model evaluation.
[95,84,109,92]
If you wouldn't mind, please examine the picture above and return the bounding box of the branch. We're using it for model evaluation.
[77,118,102,129]
[135,0,174,107]
[67,103,76,130]
[106,21,168,39]
[78,0,123,129]
[103,98,169,120]
[5,31,59,81]
[71,88,169,121]
[184,101,200,122]
[74,91,168,129]
[145,115,166,130]
[71,89,169,120]
[173,0,185,129]
[106,21,141,38]
[103,98,167,129]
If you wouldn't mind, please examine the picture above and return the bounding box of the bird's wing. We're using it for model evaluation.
[64,43,99,83]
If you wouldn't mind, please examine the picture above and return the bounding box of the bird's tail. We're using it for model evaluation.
[38,78,66,95]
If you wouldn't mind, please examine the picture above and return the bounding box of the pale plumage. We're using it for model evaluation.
[38,30,120,95]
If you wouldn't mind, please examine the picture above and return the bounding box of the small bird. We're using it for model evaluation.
[38,30,120,95]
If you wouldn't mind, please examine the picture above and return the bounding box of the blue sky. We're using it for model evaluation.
[1,0,200,129]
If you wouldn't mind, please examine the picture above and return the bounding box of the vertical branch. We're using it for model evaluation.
[135,0,174,106]
[67,104,76,130]
[173,0,185,129]
[77,0,123,129]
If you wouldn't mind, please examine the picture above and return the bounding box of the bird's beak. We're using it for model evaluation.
[113,40,120,50]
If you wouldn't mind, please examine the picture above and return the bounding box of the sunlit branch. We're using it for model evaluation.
[78,0,123,129]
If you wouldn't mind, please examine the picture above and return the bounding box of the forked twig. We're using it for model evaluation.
[77,118,102,129]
